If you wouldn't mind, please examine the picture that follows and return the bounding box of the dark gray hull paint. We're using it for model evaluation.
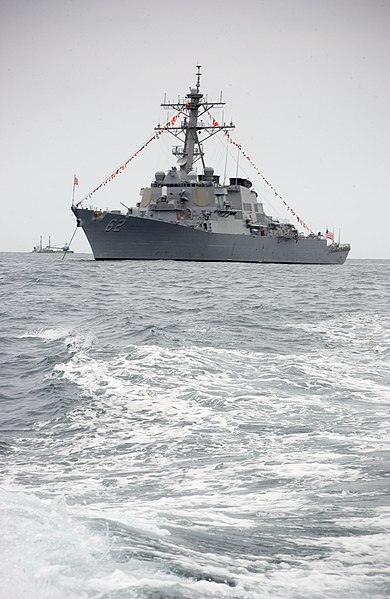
[74,208,349,264]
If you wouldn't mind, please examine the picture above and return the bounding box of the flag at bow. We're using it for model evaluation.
[326,229,334,241]
[72,174,79,206]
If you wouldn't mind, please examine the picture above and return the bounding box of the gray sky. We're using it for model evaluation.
[1,0,389,257]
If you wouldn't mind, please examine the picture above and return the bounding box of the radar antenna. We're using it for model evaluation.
[196,65,202,92]
[155,66,234,173]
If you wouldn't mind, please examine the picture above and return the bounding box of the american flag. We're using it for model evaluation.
[326,229,334,241]
[74,175,79,186]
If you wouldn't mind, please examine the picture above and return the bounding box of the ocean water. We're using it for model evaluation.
[0,252,389,599]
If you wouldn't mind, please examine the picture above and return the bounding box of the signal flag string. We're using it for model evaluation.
[208,112,315,235]
[223,129,316,235]
[75,113,180,207]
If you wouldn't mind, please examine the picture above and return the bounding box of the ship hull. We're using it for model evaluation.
[73,207,349,264]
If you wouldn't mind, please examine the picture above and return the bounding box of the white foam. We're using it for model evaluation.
[20,326,94,353]
[6,323,388,598]
[0,490,247,598]
[0,490,109,599]
[20,327,71,341]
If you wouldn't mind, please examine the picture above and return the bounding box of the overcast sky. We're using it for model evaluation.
[1,0,389,257]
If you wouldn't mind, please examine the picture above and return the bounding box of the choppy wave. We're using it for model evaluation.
[0,254,389,598]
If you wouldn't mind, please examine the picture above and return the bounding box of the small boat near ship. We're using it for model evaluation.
[71,67,350,264]
[32,236,73,254]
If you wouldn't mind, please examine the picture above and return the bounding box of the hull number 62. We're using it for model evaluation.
[105,218,125,232]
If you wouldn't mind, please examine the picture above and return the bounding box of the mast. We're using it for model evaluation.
[155,66,234,176]
[182,65,202,173]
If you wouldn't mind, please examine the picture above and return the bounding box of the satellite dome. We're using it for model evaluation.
[203,166,214,180]
[155,171,165,182]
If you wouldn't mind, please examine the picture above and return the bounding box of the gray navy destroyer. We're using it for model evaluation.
[72,67,350,264]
